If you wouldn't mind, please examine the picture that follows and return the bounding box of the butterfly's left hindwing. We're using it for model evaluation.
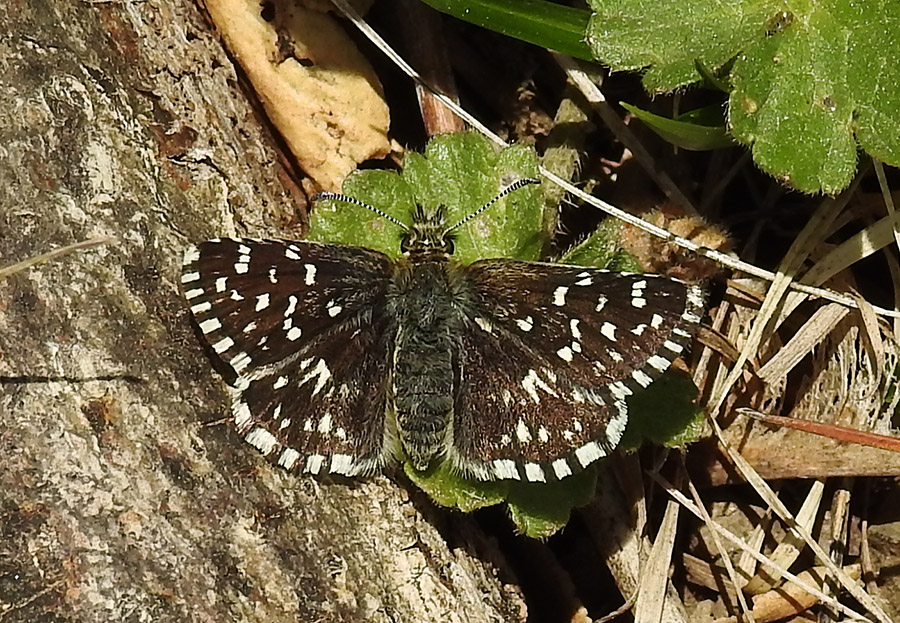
[447,259,704,482]
[182,238,397,476]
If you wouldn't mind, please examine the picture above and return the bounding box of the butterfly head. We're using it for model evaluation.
[400,205,455,256]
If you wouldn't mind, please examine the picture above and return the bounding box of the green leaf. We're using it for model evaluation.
[506,468,598,538]
[621,102,734,151]
[559,218,643,272]
[586,0,777,92]
[310,132,544,263]
[402,133,544,263]
[405,461,509,513]
[308,170,416,256]
[586,0,900,194]
[419,0,594,61]
[619,371,705,450]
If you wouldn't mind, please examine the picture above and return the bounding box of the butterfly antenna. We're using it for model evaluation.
[445,178,540,234]
[313,192,410,231]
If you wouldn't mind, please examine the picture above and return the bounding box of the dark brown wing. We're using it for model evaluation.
[182,238,397,476]
[447,259,704,482]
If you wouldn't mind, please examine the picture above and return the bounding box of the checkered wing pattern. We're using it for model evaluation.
[182,239,396,476]
[447,259,705,482]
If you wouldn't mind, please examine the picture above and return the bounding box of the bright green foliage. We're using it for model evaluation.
[619,373,706,450]
[310,132,543,263]
[417,0,594,60]
[587,0,900,193]
[621,102,734,152]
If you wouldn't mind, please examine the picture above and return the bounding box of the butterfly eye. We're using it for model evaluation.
[400,233,412,253]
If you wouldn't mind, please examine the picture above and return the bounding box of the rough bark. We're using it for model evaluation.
[0,1,526,620]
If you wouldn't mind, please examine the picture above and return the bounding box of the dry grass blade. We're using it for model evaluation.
[634,486,687,623]
[742,480,825,594]
[709,189,852,415]
[756,304,850,383]
[0,237,114,281]
[685,473,756,622]
[702,415,889,623]
[715,566,862,623]
[649,472,873,622]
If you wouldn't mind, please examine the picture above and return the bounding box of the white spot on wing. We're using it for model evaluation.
[609,380,633,401]
[553,286,569,306]
[552,458,572,479]
[632,370,653,387]
[215,277,228,293]
[287,327,302,341]
[651,313,664,329]
[330,454,354,475]
[230,352,252,374]
[245,426,278,455]
[305,454,325,474]
[273,376,289,390]
[556,346,573,362]
[234,262,248,274]
[492,459,520,480]
[233,401,251,427]
[212,336,234,353]
[575,441,604,467]
[595,294,608,312]
[601,322,617,341]
[304,263,317,285]
[569,318,582,339]
[242,321,257,333]
[255,293,270,311]
[327,304,343,318]
[687,285,705,308]
[299,358,331,395]
[317,412,332,435]
[515,315,534,332]
[683,311,702,324]
[516,419,532,443]
[663,339,684,354]
[521,369,558,403]
[182,246,200,265]
[191,301,211,314]
[607,401,628,446]
[524,463,546,482]
[648,355,671,372]
[184,288,204,300]
[278,448,300,469]
[285,248,301,260]
[181,271,200,284]
[474,317,493,333]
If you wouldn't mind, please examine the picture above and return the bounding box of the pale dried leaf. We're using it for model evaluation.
[206,0,389,190]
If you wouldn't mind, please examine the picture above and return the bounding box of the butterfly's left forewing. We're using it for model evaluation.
[449,259,704,482]
[182,238,397,476]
